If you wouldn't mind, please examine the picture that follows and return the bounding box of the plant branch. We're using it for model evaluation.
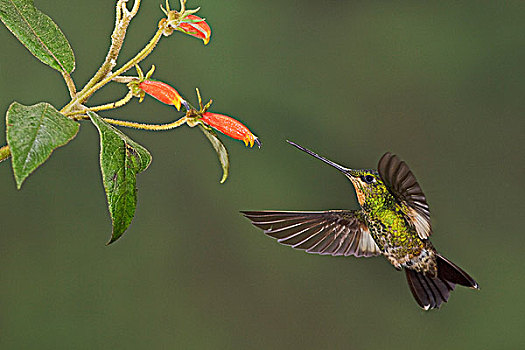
[62,72,77,98]
[66,92,135,117]
[87,91,135,112]
[102,115,188,130]
[112,75,137,84]
[76,114,189,131]
[61,27,163,114]
[80,0,142,97]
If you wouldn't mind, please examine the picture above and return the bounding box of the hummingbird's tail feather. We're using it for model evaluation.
[405,254,479,310]
[405,269,454,310]
[435,253,479,289]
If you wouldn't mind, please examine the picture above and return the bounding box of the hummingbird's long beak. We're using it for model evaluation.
[287,140,356,176]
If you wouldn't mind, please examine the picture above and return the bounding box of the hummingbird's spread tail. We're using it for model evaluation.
[405,254,479,310]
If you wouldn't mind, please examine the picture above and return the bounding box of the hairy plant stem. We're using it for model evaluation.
[60,27,163,115]
[100,115,189,131]
[80,0,141,98]
[66,92,135,117]
[62,72,77,98]
[70,114,189,131]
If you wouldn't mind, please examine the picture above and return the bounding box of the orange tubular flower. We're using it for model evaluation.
[176,14,211,45]
[200,112,260,147]
[139,80,183,110]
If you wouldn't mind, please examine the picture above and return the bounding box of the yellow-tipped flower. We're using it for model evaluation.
[200,112,259,147]
[138,80,184,110]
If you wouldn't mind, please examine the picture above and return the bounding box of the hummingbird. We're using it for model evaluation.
[242,140,479,310]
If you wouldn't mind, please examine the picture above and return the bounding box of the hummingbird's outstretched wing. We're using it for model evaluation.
[241,210,381,257]
[377,153,432,239]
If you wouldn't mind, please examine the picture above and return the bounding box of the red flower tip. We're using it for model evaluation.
[200,112,259,147]
[177,14,211,45]
[139,80,183,110]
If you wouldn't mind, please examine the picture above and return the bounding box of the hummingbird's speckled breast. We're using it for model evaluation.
[362,205,437,276]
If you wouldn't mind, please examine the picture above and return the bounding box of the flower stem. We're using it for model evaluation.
[80,0,142,97]
[65,92,135,117]
[61,27,163,114]
[62,72,77,98]
[100,115,189,131]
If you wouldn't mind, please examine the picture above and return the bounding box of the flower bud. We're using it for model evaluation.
[176,14,211,45]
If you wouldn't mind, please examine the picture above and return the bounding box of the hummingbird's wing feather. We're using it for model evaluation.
[241,210,381,257]
[377,152,432,239]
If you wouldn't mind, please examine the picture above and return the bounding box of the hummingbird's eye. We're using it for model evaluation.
[362,174,376,184]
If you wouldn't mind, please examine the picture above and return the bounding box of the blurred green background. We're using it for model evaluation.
[1,0,524,349]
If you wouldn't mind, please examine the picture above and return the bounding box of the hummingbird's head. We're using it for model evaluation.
[343,169,388,207]
[287,141,389,208]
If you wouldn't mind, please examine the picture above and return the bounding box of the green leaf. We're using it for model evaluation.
[88,112,152,244]
[199,125,229,183]
[6,102,79,189]
[0,0,75,73]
